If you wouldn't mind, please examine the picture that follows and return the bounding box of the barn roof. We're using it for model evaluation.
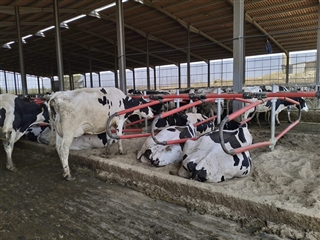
[0,0,319,77]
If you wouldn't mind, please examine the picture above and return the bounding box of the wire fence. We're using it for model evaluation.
[0,50,318,95]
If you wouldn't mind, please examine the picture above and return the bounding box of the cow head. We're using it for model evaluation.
[298,98,309,112]
[123,96,154,119]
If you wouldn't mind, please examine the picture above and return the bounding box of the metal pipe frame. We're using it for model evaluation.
[219,97,302,156]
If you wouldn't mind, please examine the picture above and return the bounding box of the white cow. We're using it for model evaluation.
[37,125,117,150]
[137,123,196,167]
[48,87,154,180]
[178,121,253,183]
[137,113,214,167]
[0,94,49,171]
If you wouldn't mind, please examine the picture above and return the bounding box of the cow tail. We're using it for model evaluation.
[49,98,63,137]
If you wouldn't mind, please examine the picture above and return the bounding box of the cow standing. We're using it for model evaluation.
[0,93,49,171]
[48,87,154,180]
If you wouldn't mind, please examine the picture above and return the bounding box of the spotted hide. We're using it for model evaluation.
[0,93,49,171]
[137,113,214,167]
[178,122,253,183]
[37,125,117,150]
[155,112,214,134]
[137,123,196,167]
[48,87,153,180]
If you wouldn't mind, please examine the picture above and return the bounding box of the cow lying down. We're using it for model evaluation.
[137,123,196,166]
[38,125,118,150]
[137,113,214,166]
[178,121,253,183]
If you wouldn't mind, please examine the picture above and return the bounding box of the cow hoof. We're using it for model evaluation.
[64,175,75,181]
[6,165,17,172]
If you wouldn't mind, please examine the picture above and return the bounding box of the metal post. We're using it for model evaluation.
[114,40,118,88]
[116,0,127,93]
[84,73,87,88]
[153,66,157,90]
[285,54,290,84]
[269,85,277,151]
[53,0,64,91]
[216,87,222,124]
[178,63,181,89]
[207,60,210,88]
[67,51,71,90]
[13,64,17,94]
[316,2,320,87]
[187,24,191,88]
[89,47,93,88]
[98,72,101,87]
[15,7,27,96]
[146,34,150,90]
[36,61,40,94]
[232,0,245,115]
[4,70,8,93]
[133,68,136,90]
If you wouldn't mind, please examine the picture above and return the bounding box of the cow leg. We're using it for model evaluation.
[55,134,74,181]
[275,113,281,125]
[287,107,292,123]
[3,131,17,171]
[256,112,261,126]
[116,120,126,155]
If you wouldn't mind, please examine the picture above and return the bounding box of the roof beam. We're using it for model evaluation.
[68,25,164,67]
[0,6,90,15]
[227,0,288,55]
[141,0,233,54]
[246,0,306,13]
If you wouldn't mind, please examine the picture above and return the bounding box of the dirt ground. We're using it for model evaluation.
[0,108,319,240]
[1,147,288,240]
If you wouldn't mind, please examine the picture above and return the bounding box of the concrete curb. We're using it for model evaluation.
[16,140,320,233]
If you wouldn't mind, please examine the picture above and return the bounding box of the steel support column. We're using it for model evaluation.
[187,24,191,88]
[13,64,17,94]
[316,2,320,88]
[285,54,290,84]
[15,7,27,96]
[207,61,210,87]
[4,70,8,93]
[89,47,93,88]
[114,41,118,88]
[178,63,181,89]
[154,66,157,90]
[233,0,245,115]
[36,62,40,94]
[146,35,150,90]
[133,69,136,90]
[116,0,126,93]
[68,52,72,90]
[98,72,101,87]
[53,0,64,91]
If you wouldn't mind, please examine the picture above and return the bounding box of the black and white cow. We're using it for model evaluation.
[264,97,309,125]
[48,87,154,180]
[155,112,214,133]
[137,113,214,167]
[177,121,253,183]
[137,123,196,167]
[24,124,49,142]
[0,93,49,171]
[37,125,117,150]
